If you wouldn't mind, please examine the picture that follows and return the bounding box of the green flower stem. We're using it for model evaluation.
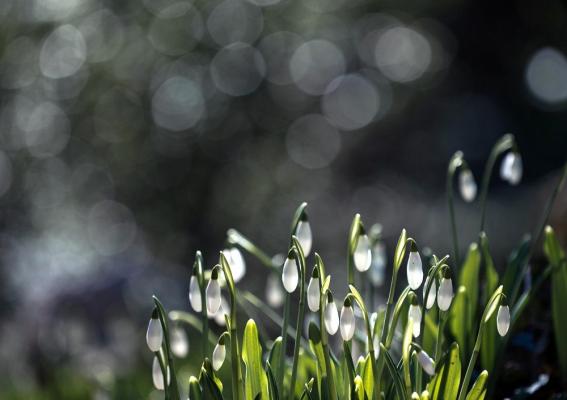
[479,134,515,233]
[434,311,448,362]
[347,213,362,286]
[278,287,291,395]
[315,254,337,400]
[194,251,209,359]
[384,286,411,348]
[152,296,180,400]
[418,258,449,349]
[457,286,504,400]
[219,253,244,400]
[290,237,307,396]
[346,285,378,400]
[226,228,278,272]
[447,151,464,266]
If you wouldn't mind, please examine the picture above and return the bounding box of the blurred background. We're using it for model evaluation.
[0,0,566,398]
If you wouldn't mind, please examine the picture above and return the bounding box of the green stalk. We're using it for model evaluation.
[227,228,278,272]
[447,151,464,266]
[434,311,448,362]
[347,214,362,286]
[194,251,209,359]
[479,134,515,233]
[219,253,244,400]
[289,237,307,395]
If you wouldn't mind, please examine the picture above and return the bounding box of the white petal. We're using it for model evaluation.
[170,327,189,358]
[370,242,386,286]
[497,305,510,336]
[354,234,372,272]
[212,343,226,371]
[189,275,202,312]
[407,251,423,290]
[324,300,339,335]
[500,152,522,184]
[409,305,422,337]
[295,220,312,256]
[307,277,320,312]
[417,351,435,376]
[146,317,163,352]
[212,296,229,326]
[437,278,453,311]
[206,279,222,314]
[152,356,170,390]
[226,247,246,283]
[423,276,436,310]
[340,305,356,341]
[266,274,285,307]
[282,257,299,293]
[458,169,477,202]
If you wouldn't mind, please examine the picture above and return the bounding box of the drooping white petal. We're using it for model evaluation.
[370,241,386,286]
[225,247,246,283]
[458,169,477,202]
[408,304,422,337]
[340,305,356,341]
[189,275,202,312]
[282,257,299,293]
[417,350,435,376]
[324,300,339,335]
[295,220,312,256]
[407,251,423,290]
[266,274,285,307]
[307,277,320,312]
[170,327,189,358]
[206,278,222,315]
[212,343,226,371]
[497,305,510,336]
[423,276,436,310]
[152,356,170,390]
[146,317,163,352]
[437,278,453,311]
[353,234,372,272]
[500,152,522,185]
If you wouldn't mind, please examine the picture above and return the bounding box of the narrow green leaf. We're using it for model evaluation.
[465,370,488,400]
[394,229,408,271]
[242,319,269,400]
[449,286,469,361]
[458,243,480,329]
[478,234,499,373]
[428,342,461,400]
[343,341,356,393]
[403,315,414,397]
[188,376,202,400]
[353,375,365,400]
[380,343,406,400]
[361,354,374,399]
[266,362,280,400]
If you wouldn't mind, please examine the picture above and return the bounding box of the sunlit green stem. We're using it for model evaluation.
[434,311,448,362]
[227,228,278,272]
[447,151,464,266]
[479,134,515,232]
[289,238,307,395]
[194,251,209,359]
[152,296,180,400]
[347,213,362,286]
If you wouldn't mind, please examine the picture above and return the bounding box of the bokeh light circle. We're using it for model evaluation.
[525,47,567,106]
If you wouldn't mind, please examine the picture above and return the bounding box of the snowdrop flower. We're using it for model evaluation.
[370,241,386,286]
[340,298,356,341]
[282,252,299,293]
[500,151,522,185]
[408,293,422,338]
[210,295,229,326]
[212,335,227,371]
[206,268,222,315]
[189,270,202,312]
[266,273,285,307]
[146,308,163,352]
[417,349,435,376]
[295,216,312,257]
[307,267,321,312]
[170,326,189,358]
[407,242,423,290]
[354,233,372,272]
[324,292,339,335]
[437,270,454,311]
[152,356,170,390]
[497,303,510,337]
[458,168,477,202]
[223,246,246,283]
[423,276,436,310]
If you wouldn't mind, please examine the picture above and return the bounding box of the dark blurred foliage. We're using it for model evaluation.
[0,0,565,398]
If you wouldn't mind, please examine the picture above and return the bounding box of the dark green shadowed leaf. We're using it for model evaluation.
[458,243,480,327]
[188,376,202,400]
[428,343,461,400]
[380,343,406,400]
[501,235,531,305]
[266,362,279,400]
[478,234,499,373]
[449,286,469,361]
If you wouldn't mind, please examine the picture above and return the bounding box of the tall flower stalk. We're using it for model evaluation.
[289,236,307,395]
[192,251,208,359]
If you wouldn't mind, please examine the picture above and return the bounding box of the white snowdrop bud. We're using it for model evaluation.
[407,243,423,290]
[417,350,435,376]
[437,271,454,311]
[170,326,189,358]
[496,304,510,337]
[206,268,222,315]
[295,217,312,257]
[370,241,386,286]
[266,273,285,307]
[224,247,246,283]
[146,309,163,352]
[189,273,202,312]
[152,356,170,390]
[500,152,522,185]
[282,253,299,293]
[354,233,372,272]
[324,292,339,335]
[307,268,321,312]
[212,337,227,371]
[408,295,422,338]
[340,298,356,341]
[459,169,477,202]
[423,276,437,310]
